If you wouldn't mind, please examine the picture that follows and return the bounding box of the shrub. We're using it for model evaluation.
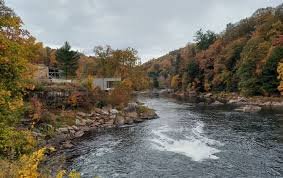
[29,97,43,126]
[0,127,36,159]
[107,82,133,107]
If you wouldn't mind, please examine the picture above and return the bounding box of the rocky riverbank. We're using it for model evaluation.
[142,90,283,113]
[36,101,158,175]
[45,102,158,149]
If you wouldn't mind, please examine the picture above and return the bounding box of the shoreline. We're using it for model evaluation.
[141,90,283,112]
[39,101,158,175]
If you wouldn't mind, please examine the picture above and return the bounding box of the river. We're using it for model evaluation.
[66,97,283,178]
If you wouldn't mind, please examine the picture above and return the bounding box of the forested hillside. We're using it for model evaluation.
[144,4,283,96]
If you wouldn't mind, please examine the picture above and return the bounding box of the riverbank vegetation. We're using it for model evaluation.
[0,0,151,176]
[144,4,283,97]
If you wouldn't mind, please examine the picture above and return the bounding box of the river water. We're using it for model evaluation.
[66,97,283,178]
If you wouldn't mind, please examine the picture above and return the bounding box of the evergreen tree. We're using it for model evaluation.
[56,42,80,79]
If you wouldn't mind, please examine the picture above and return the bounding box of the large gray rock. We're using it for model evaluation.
[204,93,213,98]
[91,122,100,127]
[115,116,125,125]
[74,131,84,138]
[98,119,105,124]
[76,119,86,126]
[72,125,79,131]
[94,108,103,114]
[210,101,224,106]
[228,97,248,104]
[124,102,138,112]
[235,105,262,113]
[110,109,119,114]
[57,127,69,134]
[63,140,74,149]
[110,114,116,119]
[80,126,90,132]
[85,119,93,125]
[125,117,134,124]
[127,112,138,119]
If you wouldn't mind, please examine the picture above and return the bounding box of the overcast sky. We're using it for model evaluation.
[6,0,283,62]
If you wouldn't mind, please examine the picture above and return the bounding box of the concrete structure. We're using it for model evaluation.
[33,64,72,83]
[94,78,121,91]
[33,64,49,80]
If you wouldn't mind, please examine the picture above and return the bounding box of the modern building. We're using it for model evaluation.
[94,78,121,91]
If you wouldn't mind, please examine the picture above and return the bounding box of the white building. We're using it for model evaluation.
[94,78,121,91]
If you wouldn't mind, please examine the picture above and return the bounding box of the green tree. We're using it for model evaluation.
[260,47,283,95]
[187,59,200,81]
[56,41,80,79]
[194,29,217,50]
[237,38,270,96]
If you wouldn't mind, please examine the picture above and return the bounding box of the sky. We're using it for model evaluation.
[6,0,283,62]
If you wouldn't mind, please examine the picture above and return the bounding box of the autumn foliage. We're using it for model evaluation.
[145,4,283,96]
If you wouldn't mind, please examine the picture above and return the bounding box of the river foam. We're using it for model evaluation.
[150,122,222,162]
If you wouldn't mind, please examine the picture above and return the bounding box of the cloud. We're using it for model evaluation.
[6,0,283,62]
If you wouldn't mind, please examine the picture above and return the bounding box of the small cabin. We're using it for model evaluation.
[94,78,121,91]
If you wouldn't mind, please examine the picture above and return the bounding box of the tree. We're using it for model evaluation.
[260,47,283,95]
[181,72,188,91]
[56,41,80,79]
[93,45,113,77]
[187,59,200,81]
[0,0,41,125]
[277,62,283,95]
[194,29,217,50]
[237,38,270,96]
[171,75,181,90]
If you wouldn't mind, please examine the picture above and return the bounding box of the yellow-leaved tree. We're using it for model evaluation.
[0,0,41,125]
[0,0,41,161]
[277,62,283,95]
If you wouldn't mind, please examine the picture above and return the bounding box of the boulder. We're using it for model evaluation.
[91,122,100,127]
[127,112,138,119]
[72,125,79,131]
[210,101,224,106]
[204,93,213,98]
[94,108,103,114]
[110,109,119,114]
[74,131,84,138]
[110,115,116,119]
[124,102,138,112]
[69,129,76,135]
[125,117,134,124]
[85,119,93,125]
[235,105,262,113]
[75,119,86,126]
[63,140,74,149]
[115,116,125,125]
[140,110,157,119]
[98,119,105,124]
[80,126,90,132]
[102,110,109,115]
[54,133,69,143]
[57,127,69,134]
[133,118,144,123]
[106,119,114,125]
[228,97,248,104]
